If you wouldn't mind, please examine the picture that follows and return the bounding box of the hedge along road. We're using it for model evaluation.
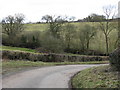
[2,64,107,88]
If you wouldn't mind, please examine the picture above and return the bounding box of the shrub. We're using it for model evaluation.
[20,31,41,48]
[41,32,65,53]
[2,30,41,49]
[109,48,120,71]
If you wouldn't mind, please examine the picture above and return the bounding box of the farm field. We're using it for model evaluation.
[24,23,48,31]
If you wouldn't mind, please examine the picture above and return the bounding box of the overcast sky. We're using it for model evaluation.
[0,0,119,22]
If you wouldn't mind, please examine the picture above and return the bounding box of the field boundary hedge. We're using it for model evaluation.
[2,50,109,62]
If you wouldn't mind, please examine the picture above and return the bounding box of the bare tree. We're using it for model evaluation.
[2,13,25,37]
[118,17,120,47]
[79,24,96,51]
[99,5,116,54]
[118,5,120,48]
[64,23,76,49]
[42,15,65,38]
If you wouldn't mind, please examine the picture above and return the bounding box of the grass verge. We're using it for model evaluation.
[2,60,109,75]
[72,65,120,88]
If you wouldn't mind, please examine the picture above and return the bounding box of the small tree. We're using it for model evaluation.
[99,5,116,54]
[79,24,96,51]
[2,13,25,37]
[42,15,65,39]
[64,23,76,49]
[2,14,25,46]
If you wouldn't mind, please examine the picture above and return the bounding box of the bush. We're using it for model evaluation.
[20,31,41,48]
[2,30,41,49]
[109,48,120,71]
[2,33,22,47]
[41,31,65,53]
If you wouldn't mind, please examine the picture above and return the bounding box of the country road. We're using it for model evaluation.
[2,64,107,88]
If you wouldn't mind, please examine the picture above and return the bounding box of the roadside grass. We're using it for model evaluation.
[0,46,37,53]
[2,60,109,75]
[72,65,120,88]
[2,60,53,75]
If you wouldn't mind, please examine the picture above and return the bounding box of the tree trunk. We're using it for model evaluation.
[118,18,120,47]
[67,43,70,49]
[67,37,70,49]
[105,34,109,55]
[86,40,89,50]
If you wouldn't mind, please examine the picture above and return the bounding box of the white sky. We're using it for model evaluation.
[0,0,119,22]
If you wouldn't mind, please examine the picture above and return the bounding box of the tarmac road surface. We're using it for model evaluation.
[2,64,106,88]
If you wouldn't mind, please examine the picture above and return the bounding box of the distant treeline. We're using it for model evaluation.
[34,13,118,24]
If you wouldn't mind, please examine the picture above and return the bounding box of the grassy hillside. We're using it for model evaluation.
[25,24,48,31]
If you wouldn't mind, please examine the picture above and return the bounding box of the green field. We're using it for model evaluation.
[72,65,119,88]
[0,46,37,53]
[25,24,48,31]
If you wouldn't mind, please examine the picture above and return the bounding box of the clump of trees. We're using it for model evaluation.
[41,15,65,38]
[83,13,106,22]
[41,15,66,53]
[2,14,41,48]
[2,14,25,46]
[2,13,25,37]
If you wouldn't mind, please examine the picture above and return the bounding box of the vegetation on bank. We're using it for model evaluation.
[2,49,109,62]
[72,65,120,88]
[2,60,109,75]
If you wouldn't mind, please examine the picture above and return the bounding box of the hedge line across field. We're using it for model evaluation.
[2,50,109,62]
